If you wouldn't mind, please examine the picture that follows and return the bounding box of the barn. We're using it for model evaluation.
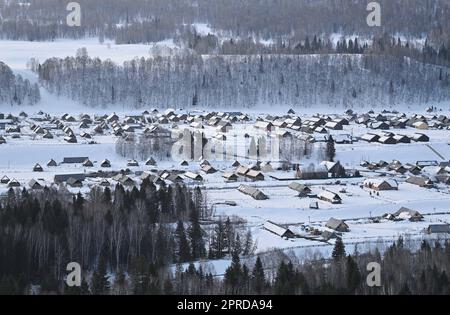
[411,133,429,142]
[325,218,349,232]
[63,157,89,164]
[185,172,204,181]
[378,136,397,145]
[364,178,398,191]
[288,183,312,197]
[394,207,424,222]
[54,174,86,184]
[263,221,296,238]
[246,170,265,181]
[318,190,342,204]
[361,133,380,143]
[296,164,328,180]
[222,173,238,182]
[393,135,410,143]
[237,185,268,200]
[406,176,434,188]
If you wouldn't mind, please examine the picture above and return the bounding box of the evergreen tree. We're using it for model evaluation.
[209,220,226,259]
[274,261,296,295]
[345,255,361,294]
[91,256,110,295]
[188,207,206,259]
[326,136,336,162]
[251,257,266,294]
[332,237,346,261]
[224,251,242,294]
[175,220,192,263]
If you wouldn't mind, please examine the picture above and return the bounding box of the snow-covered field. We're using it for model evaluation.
[0,38,163,70]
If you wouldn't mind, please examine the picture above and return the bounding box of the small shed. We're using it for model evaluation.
[127,160,139,167]
[101,159,111,168]
[47,159,57,167]
[1,175,10,184]
[67,177,83,188]
[8,179,20,187]
[427,224,450,234]
[288,182,312,197]
[29,179,43,190]
[145,157,157,166]
[82,159,94,167]
[33,163,44,172]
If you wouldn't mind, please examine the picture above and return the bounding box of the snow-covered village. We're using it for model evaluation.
[0,0,449,297]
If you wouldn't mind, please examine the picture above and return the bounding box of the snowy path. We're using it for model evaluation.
[425,144,447,160]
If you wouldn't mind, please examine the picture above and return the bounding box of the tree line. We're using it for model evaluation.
[165,237,449,295]
[36,48,450,109]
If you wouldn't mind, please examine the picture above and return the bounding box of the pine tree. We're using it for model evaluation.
[189,207,206,259]
[210,220,226,259]
[91,256,110,295]
[175,221,192,263]
[326,136,336,162]
[251,257,266,294]
[224,251,242,294]
[224,217,234,255]
[332,237,346,261]
[274,261,296,295]
[345,255,361,294]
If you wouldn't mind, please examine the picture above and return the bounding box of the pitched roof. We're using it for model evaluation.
[326,217,349,231]
[63,157,89,163]
[263,221,294,237]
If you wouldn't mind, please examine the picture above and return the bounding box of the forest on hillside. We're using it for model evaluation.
[0,182,257,294]
[0,0,449,47]
[36,48,450,109]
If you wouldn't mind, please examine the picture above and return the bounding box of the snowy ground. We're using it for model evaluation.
[1,38,450,274]
[1,115,449,262]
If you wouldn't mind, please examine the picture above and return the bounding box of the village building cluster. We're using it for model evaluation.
[1,107,450,247]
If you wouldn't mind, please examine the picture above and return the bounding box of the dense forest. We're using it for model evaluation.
[36,45,450,109]
[0,181,254,294]
[0,61,40,106]
[0,179,448,297]
[2,0,450,108]
[0,0,449,47]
